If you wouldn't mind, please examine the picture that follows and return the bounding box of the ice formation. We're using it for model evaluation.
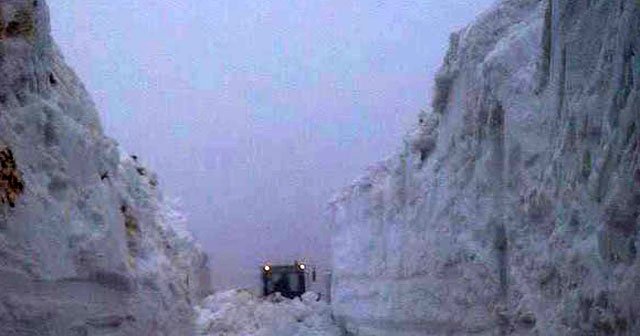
[0,1,210,335]
[330,0,640,335]
[196,290,342,336]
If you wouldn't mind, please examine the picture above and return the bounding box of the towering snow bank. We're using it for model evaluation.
[330,0,640,334]
[196,290,342,336]
[0,1,211,335]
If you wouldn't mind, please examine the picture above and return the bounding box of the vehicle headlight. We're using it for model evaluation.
[299,263,306,270]
[263,265,271,272]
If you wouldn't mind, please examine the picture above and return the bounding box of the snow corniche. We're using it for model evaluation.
[0,1,211,335]
[330,0,640,335]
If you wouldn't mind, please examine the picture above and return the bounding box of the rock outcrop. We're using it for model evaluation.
[330,0,640,335]
[0,1,211,335]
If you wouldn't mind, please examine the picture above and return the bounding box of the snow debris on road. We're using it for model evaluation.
[196,290,343,336]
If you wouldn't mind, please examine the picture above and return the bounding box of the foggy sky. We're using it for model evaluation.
[49,0,495,290]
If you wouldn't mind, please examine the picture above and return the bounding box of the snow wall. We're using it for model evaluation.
[0,1,211,335]
[329,0,640,335]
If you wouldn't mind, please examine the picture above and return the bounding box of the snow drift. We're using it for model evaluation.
[196,290,342,336]
[330,0,640,335]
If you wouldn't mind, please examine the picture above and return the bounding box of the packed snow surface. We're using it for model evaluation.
[196,290,342,336]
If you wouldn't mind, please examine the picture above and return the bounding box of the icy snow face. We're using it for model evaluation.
[0,1,210,335]
[196,290,342,336]
[330,0,640,335]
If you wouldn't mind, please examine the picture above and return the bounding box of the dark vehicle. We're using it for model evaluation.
[261,261,306,299]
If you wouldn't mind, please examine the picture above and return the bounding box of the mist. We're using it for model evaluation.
[48,0,495,290]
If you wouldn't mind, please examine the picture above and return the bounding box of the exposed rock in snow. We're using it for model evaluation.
[0,1,211,335]
[196,290,342,336]
[330,0,640,335]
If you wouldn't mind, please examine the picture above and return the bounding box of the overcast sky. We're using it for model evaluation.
[48,0,494,290]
